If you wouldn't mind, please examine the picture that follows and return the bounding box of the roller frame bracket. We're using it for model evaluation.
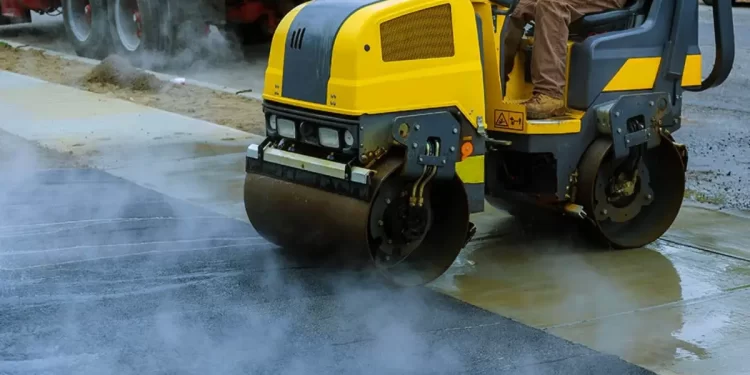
[390,110,461,180]
[594,92,671,160]
[623,128,655,148]
[358,113,396,165]
[244,141,374,201]
[417,155,448,166]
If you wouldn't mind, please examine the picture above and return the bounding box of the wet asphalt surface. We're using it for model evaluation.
[0,131,654,374]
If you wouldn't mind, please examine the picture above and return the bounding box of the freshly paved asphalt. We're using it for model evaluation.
[0,132,653,374]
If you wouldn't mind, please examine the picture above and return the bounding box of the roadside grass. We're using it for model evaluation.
[684,188,726,205]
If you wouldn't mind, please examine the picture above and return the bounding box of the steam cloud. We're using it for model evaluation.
[0,10,469,375]
[0,3,706,374]
[0,121,468,375]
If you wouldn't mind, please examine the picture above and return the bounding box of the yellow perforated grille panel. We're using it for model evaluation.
[380,4,455,62]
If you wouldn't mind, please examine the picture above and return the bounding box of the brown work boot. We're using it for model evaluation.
[524,93,565,119]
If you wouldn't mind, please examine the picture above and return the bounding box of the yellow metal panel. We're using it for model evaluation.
[473,1,505,119]
[563,41,573,104]
[603,54,704,92]
[456,154,485,184]
[603,57,662,91]
[526,118,582,134]
[324,0,486,125]
[503,45,533,101]
[489,102,583,135]
[682,54,702,87]
[264,0,486,122]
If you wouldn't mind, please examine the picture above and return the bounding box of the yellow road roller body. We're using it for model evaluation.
[244,0,736,286]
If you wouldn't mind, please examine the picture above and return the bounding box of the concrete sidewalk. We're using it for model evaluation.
[1,70,749,375]
[0,70,261,221]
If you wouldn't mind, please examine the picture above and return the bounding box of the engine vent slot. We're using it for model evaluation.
[290,28,306,49]
[380,4,455,62]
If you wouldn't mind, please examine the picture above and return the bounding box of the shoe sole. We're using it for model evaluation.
[527,107,566,120]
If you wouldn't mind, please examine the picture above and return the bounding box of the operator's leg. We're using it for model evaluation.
[524,0,578,119]
[525,0,627,119]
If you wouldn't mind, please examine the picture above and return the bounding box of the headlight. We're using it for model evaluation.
[268,114,277,130]
[318,127,340,148]
[344,130,354,147]
[277,118,296,139]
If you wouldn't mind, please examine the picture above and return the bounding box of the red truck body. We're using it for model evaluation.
[0,0,296,62]
[1,0,276,25]
[1,0,60,19]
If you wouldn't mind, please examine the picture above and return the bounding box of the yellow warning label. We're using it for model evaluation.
[493,109,525,131]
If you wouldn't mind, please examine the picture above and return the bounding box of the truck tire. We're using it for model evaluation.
[108,0,173,68]
[62,0,111,59]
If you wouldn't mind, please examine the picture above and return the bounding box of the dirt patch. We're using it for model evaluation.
[82,55,164,92]
[0,43,265,135]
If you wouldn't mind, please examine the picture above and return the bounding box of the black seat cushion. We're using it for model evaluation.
[568,0,645,36]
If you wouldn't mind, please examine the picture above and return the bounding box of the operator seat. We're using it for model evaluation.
[567,0,647,41]
[522,0,647,40]
[519,0,648,82]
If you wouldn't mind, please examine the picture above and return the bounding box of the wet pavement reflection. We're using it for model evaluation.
[430,209,750,374]
[141,139,750,375]
[94,137,750,375]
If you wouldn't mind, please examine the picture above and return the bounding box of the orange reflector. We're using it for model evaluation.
[460,142,473,161]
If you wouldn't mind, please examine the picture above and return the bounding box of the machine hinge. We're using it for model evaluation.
[476,116,486,137]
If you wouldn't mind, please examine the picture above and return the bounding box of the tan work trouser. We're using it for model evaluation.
[503,0,628,99]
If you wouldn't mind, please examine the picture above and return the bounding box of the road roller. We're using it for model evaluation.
[243,0,736,286]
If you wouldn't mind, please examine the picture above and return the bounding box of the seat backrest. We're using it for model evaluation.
[567,0,648,40]
[625,0,644,12]
[631,0,649,28]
